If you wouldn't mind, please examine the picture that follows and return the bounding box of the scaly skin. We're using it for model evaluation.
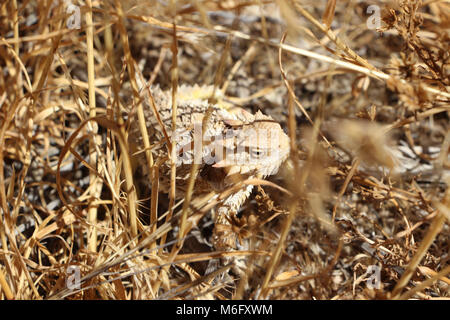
[129,84,290,250]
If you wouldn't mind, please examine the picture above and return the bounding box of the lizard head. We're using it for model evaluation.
[212,110,290,178]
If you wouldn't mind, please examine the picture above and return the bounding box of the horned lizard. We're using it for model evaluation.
[129,84,290,250]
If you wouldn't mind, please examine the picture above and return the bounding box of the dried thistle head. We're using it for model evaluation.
[328,119,397,170]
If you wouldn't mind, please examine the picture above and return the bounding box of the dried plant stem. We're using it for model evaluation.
[6,228,40,298]
[332,157,361,220]
[0,98,17,222]
[258,0,276,77]
[279,32,333,149]
[260,47,300,296]
[212,35,232,100]
[148,46,168,86]
[158,23,179,255]
[211,26,450,100]
[176,107,214,248]
[0,40,32,93]
[127,14,450,100]
[387,107,449,131]
[221,43,256,95]
[0,267,14,299]
[392,186,450,298]
[169,23,179,237]
[260,200,295,298]
[12,0,22,95]
[397,265,450,300]
[138,82,166,241]
[86,0,102,253]
[152,19,180,295]
[115,0,143,237]
[290,0,375,71]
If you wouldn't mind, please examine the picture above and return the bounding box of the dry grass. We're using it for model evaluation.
[0,0,449,300]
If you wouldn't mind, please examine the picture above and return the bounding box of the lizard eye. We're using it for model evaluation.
[250,148,264,159]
